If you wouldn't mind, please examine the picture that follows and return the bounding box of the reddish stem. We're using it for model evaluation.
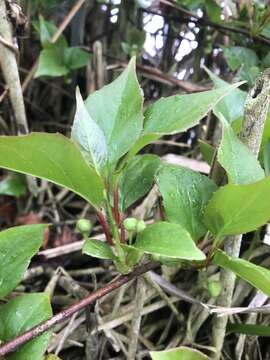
[97,211,114,246]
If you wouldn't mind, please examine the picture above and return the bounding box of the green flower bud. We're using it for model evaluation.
[136,219,146,233]
[76,219,92,235]
[123,217,137,231]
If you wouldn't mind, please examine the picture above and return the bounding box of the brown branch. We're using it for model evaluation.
[0,262,157,357]
[158,0,270,46]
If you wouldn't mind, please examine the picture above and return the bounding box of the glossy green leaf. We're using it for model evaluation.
[71,88,108,173]
[85,57,143,164]
[214,250,270,297]
[143,83,243,135]
[204,177,270,238]
[228,323,270,337]
[0,293,52,360]
[218,116,265,184]
[134,222,206,260]
[0,173,26,197]
[150,346,210,360]
[156,164,217,241]
[119,154,161,210]
[0,133,104,208]
[83,239,116,260]
[0,224,46,299]
[204,67,246,124]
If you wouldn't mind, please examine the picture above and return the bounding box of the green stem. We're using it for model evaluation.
[103,190,125,264]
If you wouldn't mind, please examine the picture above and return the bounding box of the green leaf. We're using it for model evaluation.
[71,88,108,173]
[223,47,259,85]
[35,17,67,48]
[85,57,143,165]
[156,164,217,241]
[214,250,270,297]
[35,48,69,78]
[218,116,265,184]
[0,173,26,197]
[204,177,270,238]
[198,140,215,165]
[150,346,210,360]
[119,154,161,210]
[204,67,246,124]
[0,293,52,360]
[64,47,91,70]
[263,139,270,176]
[0,224,46,299]
[83,239,116,260]
[205,0,221,22]
[223,46,259,71]
[228,323,270,337]
[121,244,143,267]
[134,222,206,260]
[0,133,104,208]
[143,83,243,135]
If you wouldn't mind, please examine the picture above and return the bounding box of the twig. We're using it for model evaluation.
[128,278,146,359]
[21,0,86,92]
[159,0,270,46]
[0,262,157,357]
[211,70,270,360]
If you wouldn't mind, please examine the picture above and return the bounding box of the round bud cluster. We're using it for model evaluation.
[123,217,146,233]
[76,219,92,235]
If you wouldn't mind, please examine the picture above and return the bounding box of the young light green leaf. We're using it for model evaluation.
[204,67,246,124]
[0,173,26,197]
[218,116,265,184]
[156,164,217,241]
[134,222,206,260]
[119,154,161,210]
[0,293,52,360]
[0,224,46,299]
[150,346,210,360]
[83,239,116,260]
[35,48,69,78]
[0,133,104,208]
[204,177,270,238]
[85,57,143,165]
[71,88,108,172]
[214,250,270,297]
[143,83,243,135]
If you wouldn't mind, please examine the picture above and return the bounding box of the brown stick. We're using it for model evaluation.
[0,262,157,357]
[21,0,86,92]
